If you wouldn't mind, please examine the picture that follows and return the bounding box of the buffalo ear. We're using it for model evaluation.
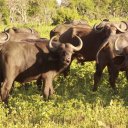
[59,27,73,43]
[71,27,82,37]
[71,27,83,37]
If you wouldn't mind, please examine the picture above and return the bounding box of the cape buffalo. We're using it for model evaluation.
[3,27,40,42]
[0,27,42,91]
[50,21,91,40]
[0,35,83,103]
[91,21,128,92]
[50,20,128,91]
[94,31,128,91]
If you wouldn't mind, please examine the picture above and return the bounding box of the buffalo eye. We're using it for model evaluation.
[61,51,66,56]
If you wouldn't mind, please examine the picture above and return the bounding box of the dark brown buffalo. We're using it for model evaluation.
[3,27,40,41]
[50,20,128,91]
[94,31,128,91]
[3,27,44,88]
[0,35,83,103]
[0,27,42,91]
[50,21,91,39]
[92,21,128,92]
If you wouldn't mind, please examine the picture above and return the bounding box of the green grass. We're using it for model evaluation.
[0,62,127,128]
[0,25,128,128]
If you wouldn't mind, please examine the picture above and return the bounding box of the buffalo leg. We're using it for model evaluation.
[62,62,72,77]
[62,66,70,77]
[10,82,15,94]
[93,63,106,91]
[62,58,74,77]
[93,51,109,91]
[42,77,54,100]
[107,65,119,92]
[0,63,17,104]
[1,77,15,104]
[36,77,42,91]
[121,46,128,67]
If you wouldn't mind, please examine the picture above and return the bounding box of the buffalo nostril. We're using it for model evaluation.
[67,60,70,63]
[66,58,70,63]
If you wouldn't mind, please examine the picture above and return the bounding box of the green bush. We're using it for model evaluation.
[52,7,80,25]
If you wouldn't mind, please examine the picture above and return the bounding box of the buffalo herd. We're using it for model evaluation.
[0,19,128,104]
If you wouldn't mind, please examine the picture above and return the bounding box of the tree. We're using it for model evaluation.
[7,0,29,23]
[28,0,56,24]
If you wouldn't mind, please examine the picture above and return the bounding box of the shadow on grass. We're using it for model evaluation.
[9,63,128,108]
[54,68,128,107]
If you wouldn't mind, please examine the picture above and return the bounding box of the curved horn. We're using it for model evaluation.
[93,23,104,33]
[72,35,83,51]
[48,35,59,51]
[0,32,10,44]
[113,24,127,33]
[121,21,128,31]
[28,27,34,34]
[5,32,10,41]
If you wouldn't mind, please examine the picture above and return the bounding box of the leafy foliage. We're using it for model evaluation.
[52,7,80,25]
[0,0,128,25]
[0,0,9,24]
[0,50,128,127]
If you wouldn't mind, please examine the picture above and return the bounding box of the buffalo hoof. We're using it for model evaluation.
[42,94,51,101]
[42,94,55,101]
[42,87,55,101]
[40,95,48,101]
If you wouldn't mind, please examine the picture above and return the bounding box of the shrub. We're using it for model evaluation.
[52,7,80,25]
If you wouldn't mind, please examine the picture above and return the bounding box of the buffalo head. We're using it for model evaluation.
[4,27,39,35]
[3,27,40,42]
[48,35,83,65]
[93,20,128,35]
[50,20,91,39]
[50,24,73,39]
[11,27,40,37]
